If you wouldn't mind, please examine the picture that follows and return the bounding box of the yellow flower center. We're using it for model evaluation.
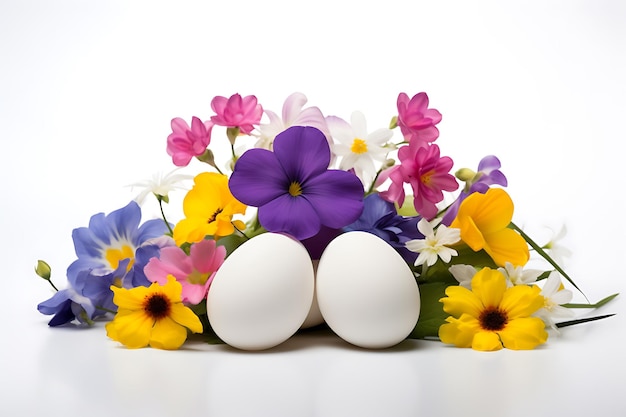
[479,307,508,331]
[105,245,135,272]
[421,170,435,186]
[288,181,303,197]
[187,270,211,285]
[143,292,171,320]
[350,138,368,154]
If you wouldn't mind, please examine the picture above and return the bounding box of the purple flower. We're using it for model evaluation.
[441,155,508,225]
[229,126,364,240]
[344,193,424,264]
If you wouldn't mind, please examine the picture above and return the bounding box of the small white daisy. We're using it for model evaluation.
[128,168,193,204]
[498,262,543,287]
[406,218,461,267]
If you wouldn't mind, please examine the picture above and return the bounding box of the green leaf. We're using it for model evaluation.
[509,222,587,299]
[556,314,616,328]
[563,293,619,309]
[408,281,450,339]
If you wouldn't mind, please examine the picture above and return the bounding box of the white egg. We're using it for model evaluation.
[316,231,420,349]
[300,260,325,329]
[207,233,315,350]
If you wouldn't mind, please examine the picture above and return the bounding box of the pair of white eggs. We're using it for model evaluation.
[206,231,421,350]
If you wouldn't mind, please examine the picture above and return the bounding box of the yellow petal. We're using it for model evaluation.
[170,303,204,334]
[149,316,188,350]
[453,215,486,252]
[498,317,548,350]
[471,268,506,308]
[471,331,504,351]
[158,277,184,301]
[111,285,151,311]
[484,228,529,267]
[440,286,483,318]
[439,314,481,347]
[173,218,210,245]
[455,188,513,234]
[500,285,544,319]
[106,310,153,348]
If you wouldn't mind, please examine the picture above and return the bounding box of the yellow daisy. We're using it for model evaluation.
[451,188,529,267]
[106,277,203,350]
[439,267,548,351]
[173,172,247,245]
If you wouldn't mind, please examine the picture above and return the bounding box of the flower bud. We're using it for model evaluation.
[389,116,398,129]
[35,260,52,280]
[455,168,476,182]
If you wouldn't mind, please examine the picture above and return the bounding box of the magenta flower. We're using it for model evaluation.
[210,93,263,134]
[166,116,214,166]
[143,239,226,305]
[396,92,442,146]
[379,143,458,220]
[229,126,364,240]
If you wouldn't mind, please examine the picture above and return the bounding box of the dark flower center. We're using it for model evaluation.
[208,208,223,223]
[144,293,171,320]
[479,307,508,331]
[288,181,303,197]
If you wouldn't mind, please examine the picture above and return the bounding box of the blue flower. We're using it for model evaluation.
[37,201,170,326]
[343,193,423,264]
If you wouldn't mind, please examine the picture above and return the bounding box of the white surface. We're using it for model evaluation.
[2,1,625,416]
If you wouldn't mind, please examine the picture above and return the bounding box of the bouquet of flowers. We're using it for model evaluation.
[35,92,617,351]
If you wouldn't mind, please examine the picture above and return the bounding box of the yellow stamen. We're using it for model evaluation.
[288,181,302,197]
[105,245,135,272]
[350,138,368,154]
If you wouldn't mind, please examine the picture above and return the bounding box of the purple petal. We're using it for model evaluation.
[477,155,502,172]
[273,126,330,182]
[303,170,364,229]
[229,148,288,206]
[257,194,321,240]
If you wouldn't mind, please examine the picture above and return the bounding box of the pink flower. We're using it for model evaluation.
[144,239,226,305]
[210,93,263,134]
[396,92,442,146]
[379,143,458,219]
[166,116,214,166]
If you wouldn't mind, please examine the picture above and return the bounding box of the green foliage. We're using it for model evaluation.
[408,281,449,339]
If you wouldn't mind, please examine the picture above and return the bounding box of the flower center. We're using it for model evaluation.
[350,138,368,154]
[479,307,508,331]
[144,293,171,320]
[208,208,223,223]
[187,270,211,285]
[105,244,135,272]
[420,169,435,186]
[288,181,303,197]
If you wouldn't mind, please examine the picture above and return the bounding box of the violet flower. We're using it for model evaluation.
[441,155,508,225]
[229,126,364,240]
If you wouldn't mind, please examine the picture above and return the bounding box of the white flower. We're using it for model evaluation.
[534,271,574,332]
[448,264,477,289]
[327,111,392,186]
[128,168,193,204]
[543,224,573,266]
[406,218,461,267]
[255,92,329,150]
[498,262,543,287]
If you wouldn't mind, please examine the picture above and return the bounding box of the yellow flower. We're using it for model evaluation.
[106,277,203,350]
[451,188,529,267]
[439,267,547,351]
[173,172,247,245]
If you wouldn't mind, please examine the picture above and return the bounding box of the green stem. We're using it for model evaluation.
[158,198,174,236]
[232,222,250,240]
[47,279,59,292]
[366,169,382,195]
[509,222,588,301]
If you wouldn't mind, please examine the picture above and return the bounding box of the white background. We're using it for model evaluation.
[2,1,625,416]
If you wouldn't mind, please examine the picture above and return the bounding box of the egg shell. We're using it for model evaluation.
[207,233,315,350]
[316,231,420,349]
